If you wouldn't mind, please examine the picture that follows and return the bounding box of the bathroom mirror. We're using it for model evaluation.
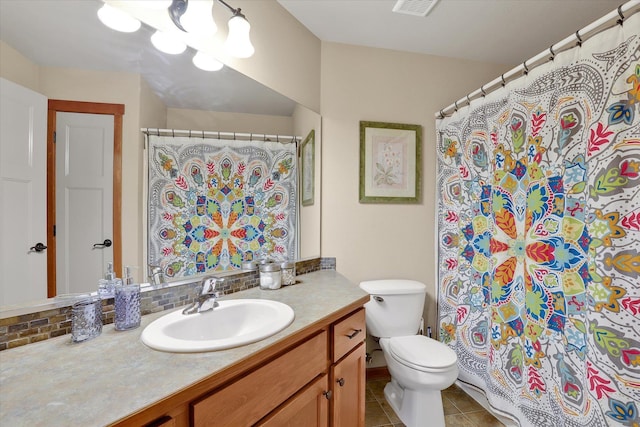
[0,0,321,312]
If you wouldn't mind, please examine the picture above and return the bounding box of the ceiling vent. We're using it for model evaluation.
[392,0,440,17]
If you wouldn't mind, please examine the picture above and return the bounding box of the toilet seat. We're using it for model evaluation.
[388,335,457,373]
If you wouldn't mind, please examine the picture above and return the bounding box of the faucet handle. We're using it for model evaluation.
[201,277,223,294]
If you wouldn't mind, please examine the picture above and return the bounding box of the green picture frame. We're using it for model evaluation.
[359,121,422,204]
[300,129,315,206]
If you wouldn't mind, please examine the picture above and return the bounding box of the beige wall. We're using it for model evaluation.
[0,41,39,92]
[224,0,321,112]
[320,42,508,366]
[167,108,292,134]
[293,104,322,258]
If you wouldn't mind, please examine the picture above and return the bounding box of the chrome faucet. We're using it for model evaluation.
[148,264,166,287]
[182,277,224,315]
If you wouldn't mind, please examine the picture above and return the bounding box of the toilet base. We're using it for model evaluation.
[384,379,446,427]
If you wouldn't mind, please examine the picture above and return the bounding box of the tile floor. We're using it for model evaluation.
[365,375,506,427]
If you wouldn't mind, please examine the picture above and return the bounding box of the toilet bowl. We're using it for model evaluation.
[380,336,458,427]
[359,280,459,427]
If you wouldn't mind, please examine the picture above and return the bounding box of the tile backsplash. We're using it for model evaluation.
[0,257,335,351]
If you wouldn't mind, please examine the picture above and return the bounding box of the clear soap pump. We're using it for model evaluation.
[97,262,121,299]
[114,266,141,330]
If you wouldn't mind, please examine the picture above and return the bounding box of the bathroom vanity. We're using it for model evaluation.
[0,270,368,426]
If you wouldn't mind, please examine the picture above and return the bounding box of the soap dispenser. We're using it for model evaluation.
[114,266,141,330]
[97,262,121,299]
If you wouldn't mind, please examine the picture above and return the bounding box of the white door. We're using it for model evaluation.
[0,78,48,306]
[56,112,113,295]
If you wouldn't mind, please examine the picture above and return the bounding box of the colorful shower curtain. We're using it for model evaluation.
[436,12,640,427]
[148,135,297,279]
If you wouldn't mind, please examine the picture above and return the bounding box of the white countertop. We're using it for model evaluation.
[0,270,368,427]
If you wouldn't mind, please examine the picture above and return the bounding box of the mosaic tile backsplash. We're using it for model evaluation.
[0,257,335,351]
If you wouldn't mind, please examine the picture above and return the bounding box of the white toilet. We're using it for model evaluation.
[359,280,458,427]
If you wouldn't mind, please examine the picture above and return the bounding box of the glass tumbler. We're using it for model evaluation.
[114,283,141,331]
[71,295,103,343]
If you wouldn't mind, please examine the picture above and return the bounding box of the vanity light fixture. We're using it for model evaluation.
[179,0,217,36]
[97,3,141,33]
[97,0,253,71]
[151,30,187,54]
[192,51,224,71]
[168,0,254,58]
[223,7,254,58]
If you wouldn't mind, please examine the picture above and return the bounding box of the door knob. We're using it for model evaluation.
[337,378,345,387]
[30,242,47,252]
[323,390,332,400]
[93,239,112,248]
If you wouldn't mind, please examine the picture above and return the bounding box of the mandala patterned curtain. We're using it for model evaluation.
[436,13,640,427]
[148,135,297,279]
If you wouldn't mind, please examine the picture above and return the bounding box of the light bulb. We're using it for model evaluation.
[151,30,187,55]
[97,4,141,33]
[224,13,254,58]
[193,52,223,71]
[181,0,217,36]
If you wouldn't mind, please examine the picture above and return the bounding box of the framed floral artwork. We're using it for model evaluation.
[359,121,422,203]
[300,129,315,206]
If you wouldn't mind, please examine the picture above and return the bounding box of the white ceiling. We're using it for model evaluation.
[278,0,622,66]
[1,0,624,115]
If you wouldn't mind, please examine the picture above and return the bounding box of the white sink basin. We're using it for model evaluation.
[141,299,295,353]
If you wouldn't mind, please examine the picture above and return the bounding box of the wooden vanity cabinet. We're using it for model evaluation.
[329,309,366,427]
[119,305,367,427]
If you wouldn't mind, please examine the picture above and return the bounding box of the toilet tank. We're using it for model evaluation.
[359,280,427,338]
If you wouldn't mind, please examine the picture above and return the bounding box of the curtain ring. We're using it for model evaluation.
[454,100,459,112]
[549,44,555,61]
[189,130,192,138]
[501,74,506,87]
[480,86,487,97]
[617,5,624,25]
[523,60,529,75]
[249,133,253,140]
[466,94,471,105]
[439,109,445,119]
[575,30,582,46]
[172,129,175,137]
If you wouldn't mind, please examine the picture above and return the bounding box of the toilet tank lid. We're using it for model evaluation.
[359,280,426,295]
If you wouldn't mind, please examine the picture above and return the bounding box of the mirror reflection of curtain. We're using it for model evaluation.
[436,12,639,427]
[148,135,297,279]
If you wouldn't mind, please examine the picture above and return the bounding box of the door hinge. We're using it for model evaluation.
[53,225,56,236]
[53,131,56,143]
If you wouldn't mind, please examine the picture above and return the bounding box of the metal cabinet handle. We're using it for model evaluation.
[93,239,112,248]
[337,378,345,387]
[346,329,362,339]
[323,390,332,400]
[30,242,47,252]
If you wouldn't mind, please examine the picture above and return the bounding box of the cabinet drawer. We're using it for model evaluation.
[192,331,328,426]
[332,309,365,362]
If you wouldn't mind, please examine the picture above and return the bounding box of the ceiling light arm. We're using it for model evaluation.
[216,0,247,21]
[168,0,188,32]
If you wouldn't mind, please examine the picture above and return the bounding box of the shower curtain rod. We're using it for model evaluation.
[435,1,640,119]
[141,127,300,143]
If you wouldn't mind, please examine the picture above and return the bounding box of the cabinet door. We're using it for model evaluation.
[331,343,366,427]
[257,375,329,427]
